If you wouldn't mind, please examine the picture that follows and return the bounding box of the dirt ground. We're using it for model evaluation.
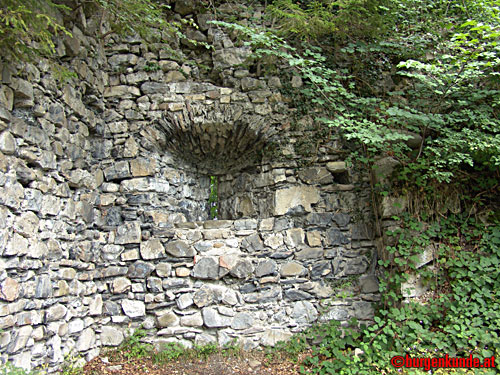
[83,350,312,375]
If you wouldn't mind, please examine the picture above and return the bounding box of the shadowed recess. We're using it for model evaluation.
[158,102,278,175]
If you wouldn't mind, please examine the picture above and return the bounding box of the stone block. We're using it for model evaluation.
[140,239,166,260]
[274,186,320,215]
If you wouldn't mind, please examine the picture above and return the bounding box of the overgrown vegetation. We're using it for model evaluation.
[213,0,500,373]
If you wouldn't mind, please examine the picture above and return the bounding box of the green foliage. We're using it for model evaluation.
[208,175,218,219]
[151,342,185,364]
[270,216,499,374]
[60,353,83,375]
[0,0,71,61]
[119,327,154,359]
[268,0,391,43]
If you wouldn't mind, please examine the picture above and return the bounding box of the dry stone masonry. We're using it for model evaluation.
[0,1,379,371]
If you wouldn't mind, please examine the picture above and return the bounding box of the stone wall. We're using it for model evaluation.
[0,1,379,371]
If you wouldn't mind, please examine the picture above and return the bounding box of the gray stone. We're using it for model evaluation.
[176,293,193,310]
[242,233,264,251]
[7,326,33,354]
[0,278,20,302]
[311,261,332,279]
[295,247,323,260]
[359,275,379,293]
[326,161,347,173]
[351,223,374,240]
[333,213,350,227]
[35,275,52,298]
[0,131,15,154]
[115,221,141,244]
[192,257,219,280]
[156,263,172,277]
[298,167,333,185]
[128,261,155,279]
[175,0,197,15]
[101,326,124,346]
[140,239,166,260]
[320,307,349,321]
[46,304,67,322]
[229,259,254,279]
[255,259,277,277]
[141,82,170,95]
[108,54,139,66]
[274,186,320,215]
[261,330,292,346]
[147,277,163,292]
[121,300,146,318]
[381,196,407,219]
[112,277,131,294]
[76,328,96,351]
[326,229,349,246]
[193,286,215,308]
[180,312,203,327]
[292,301,318,324]
[165,240,194,258]
[280,262,306,277]
[202,307,232,328]
[104,85,141,98]
[157,311,179,328]
[231,312,253,330]
[104,161,131,181]
[353,301,374,320]
[284,289,312,301]
[11,78,33,100]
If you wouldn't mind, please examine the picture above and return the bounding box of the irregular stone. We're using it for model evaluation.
[192,257,219,280]
[180,312,203,327]
[326,161,347,173]
[140,239,166,260]
[231,312,253,330]
[104,85,141,97]
[325,229,349,246]
[104,161,131,181]
[295,247,323,260]
[284,228,304,248]
[292,301,318,324]
[242,233,264,251]
[121,300,146,318]
[0,131,16,154]
[89,295,103,316]
[306,231,322,247]
[157,311,179,328]
[130,158,155,177]
[35,275,52,298]
[175,0,197,15]
[156,263,172,277]
[229,259,254,279]
[381,196,408,219]
[0,278,20,302]
[4,233,28,256]
[115,221,141,244]
[7,326,33,354]
[333,213,350,227]
[298,167,333,185]
[261,330,292,346]
[274,186,320,215]
[112,277,131,294]
[311,261,332,279]
[165,240,194,258]
[264,234,284,249]
[101,326,124,346]
[359,275,379,294]
[11,78,33,100]
[255,259,277,277]
[320,307,349,322]
[284,289,312,301]
[193,286,215,308]
[280,262,306,277]
[176,293,193,310]
[351,223,374,240]
[141,82,170,95]
[127,261,155,279]
[306,213,333,227]
[76,328,96,351]
[202,307,232,328]
[353,301,374,320]
[46,304,67,322]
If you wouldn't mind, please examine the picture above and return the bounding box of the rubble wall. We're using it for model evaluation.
[0,2,379,371]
